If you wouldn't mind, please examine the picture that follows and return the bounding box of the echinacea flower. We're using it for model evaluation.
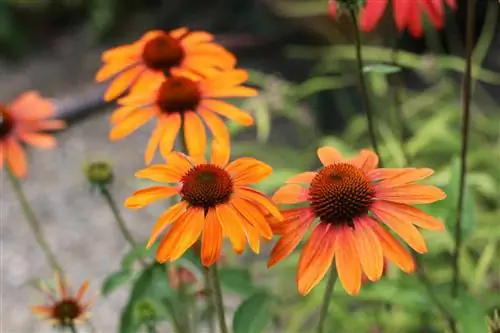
[96,27,236,101]
[109,68,257,163]
[31,274,92,328]
[124,141,281,266]
[268,147,446,295]
[328,0,457,37]
[0,91,65,177]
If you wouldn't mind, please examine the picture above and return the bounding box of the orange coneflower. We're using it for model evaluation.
[109,68,257,163]
[124,141,281,266]
[31,274,93,328]
[96,27,236,101]
[0,91,65,177]
[268,147,446,295]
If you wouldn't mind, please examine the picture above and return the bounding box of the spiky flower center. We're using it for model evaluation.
[142,34,185,71]
[156,77,201,113]
[0,106,14,139]
[309,163,374,225]
[52,299,81,324]
[180,164,233,209]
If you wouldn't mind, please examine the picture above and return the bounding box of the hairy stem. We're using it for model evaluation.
[207,264,229,333]
[317,264,338,333]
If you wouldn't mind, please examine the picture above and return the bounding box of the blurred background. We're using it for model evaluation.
[1,0,499,332]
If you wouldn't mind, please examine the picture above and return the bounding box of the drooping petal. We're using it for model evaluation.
[360,0,389,32]
[6,139,26,177]
[285,172,317,185]
[125,186,179,209]
[164,151,193,175]
[201,208,223,266]
[159,113,182,159]
[270,207,315,235]
[145,118,167,165]
[393,0,411,32]
[26,119,66,131]
[272,184,309,204]
[231,196,273,239]
[373,200,444,231]
[210,139,230,167]
[317,147,342,166]
[335,226,362,295]
[199,109,230,144]
[104,67,144,101]
[374,183,446,204]
[350,149,379,172]
[109,108,156,140]
[420,0,444,29]
[96,59,137,82]
[216,204,247,254]
[200,100,254,125]
[183,112,206,160]
[18,132,56,149]
[297,223,336,295]
[147,201,188,248]
[238,187,282,220]
[407,1,423,37]
[76,280,90,301]
[371,223,415,273]
[135,164,184,183]
[245,222,261,254]
[226,157,272,185]
[353,217,384,281]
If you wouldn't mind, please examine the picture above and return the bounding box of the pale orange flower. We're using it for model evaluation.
[109,68,257,163]
[31,274,92,328]
[124,141,281,266]
[268,147,446,295]
[0,91,65,177]
[96,27,236,101]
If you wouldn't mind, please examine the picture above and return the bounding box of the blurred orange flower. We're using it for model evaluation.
[0,91,65,177]
[124,141,281,266]
[96,28,236,101]
[167,265,198,289]
[268,147,446,296]
[109,68,257,163]
[31,274,92,328]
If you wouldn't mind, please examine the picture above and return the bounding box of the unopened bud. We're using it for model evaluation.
[83,161,114,189]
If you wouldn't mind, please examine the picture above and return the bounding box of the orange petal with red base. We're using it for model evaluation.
[272,184,309,204]
[335,226,362,295]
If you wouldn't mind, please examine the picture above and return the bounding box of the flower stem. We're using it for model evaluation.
[68,324,78,333]
[5,164,63,274]
[349,8,382,164]
[206,264,229,333]
[316,264,338,333]
[177,270,192,333]
[203,267,216,333]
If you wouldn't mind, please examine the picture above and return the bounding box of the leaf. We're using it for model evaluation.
[101,269,134,296]
[233,291,273,333]
[121,242,157,270]
[254,98,271,143]
[438,288,489,333]
[219,268,256,296]
[363,64,401,74]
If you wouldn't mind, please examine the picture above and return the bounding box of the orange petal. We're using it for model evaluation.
[350,149,379,172]
[285,172,317,185]
[169,27,189,39]
[10,91,54,119]
[76,280,90,301]
[231,197,273,239]
[147,201,189,248]
[164,151,193,175]
[157,207,205,262]
[297,223,336,295]
[200,70,249,91]
[129,71,165,96]
[6,139,26,177]
[28,120,66,131]
[272,184,309,204]
[200,100,253,125]
[181,31,214,46]
[183,112,206,160]
[210,140,230,167]
[124,186,179,209]
[110,105,142,124]
[353,217,384,281]
[374,200,444,231]
[203,86,258,99]
[375,184,447,204]
[104,67,143,101]
[183,52,236,71]
[96,59,136,82]
[31,306,53,316]
[335,227,362,295]
[135,164,184,183]
[201,208,223,266]
[159,113,182,159]
[371,223,415,273]
[199,110,230,144]
[0,143,5,170]
[216,204,247,254]
[145,118,167,165]
[372,202,428,253]
[245,222,261,254]
[101,43,141,62]
[18,132,56,149]
[226,157,272,185]
[270,207,315,234]
[368,168,434,185]
[317,147,342,166]
[238,187,282,220]
[109,108,156,140]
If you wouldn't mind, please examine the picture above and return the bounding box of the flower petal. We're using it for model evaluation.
[393,0,411,32]
[231,196,273,239]
[181,31,214,46]
[201,99,254,125]
[373,200,444,231]
[371,223,415,273]
[201,208,223,266]
[285,171,317,185]
[145,118,167,165]
[335,226,362,295]
[210,139,230,167]
[245,222,261,254]
[104,66,143,101]
[200,70,249,91]
[317,147,342,166]
[6,139,26,177]
[375,184,446,204]
[238,187,282,219]
[368,168,433,185]
[350,149,379,172]
[353,217,384,281]
[135,164,184,183]
[360,0,389,32]
[164,151,193,175]
[183,112,206,160]
[160,113,182,159]
[272,184,309,204]
[109,108,156,140]
[199,109,230,144]
[420,0,444,29]
[216,204,247,254]
[270,207,315,235]
[125,186,179,209]
[226,157,272,185]
[76,280,90,301]
[147,201,188,248]
[18,132,56,149]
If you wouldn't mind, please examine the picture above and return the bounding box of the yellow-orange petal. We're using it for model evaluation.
[76,280,90,301]
[226,157,272,185]
[238,187,282,219]
[201,208,223,266]
[368,168,434,185]
[169,27,189,39]
[181,31,213,46]
[317,147,342,166]
[164,151,193,175]
[374,200,444,231]
[159,113,182,159]
[104,66,143,101]
[145,119,167,165]
[125,186,179,209]
[6,139,26,177]
[201,100,254,125]
[109,108,156,140]
[199,110,230,144]
[135,164,183,183]
[335,227,362,295]
[31,306,53,316]
[147,201,188,248]
[203,86,258,99]
[272,184,309,204]
[110,105,140,124]
[183,112,206,160]
[270,207,315,234]
[372,223,415,273]
[96,59,136,82]
[231,197,273,239]
[285,172,317,185]
[200,70,249,91]
[157,207,205,262]
[216,204,247,254]
[30,119,66,130]
[375,184,447,204]
[18,132,56,149]
[350,149,379,172]
[353,217,384,281]
[210,139,230,167]
[245,222,261,254]
[297,223,336,295]
[101,43,141,62]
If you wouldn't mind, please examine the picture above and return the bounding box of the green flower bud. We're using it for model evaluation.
[83,161,114,189]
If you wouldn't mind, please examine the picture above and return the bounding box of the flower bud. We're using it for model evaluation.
[83,161,114,189]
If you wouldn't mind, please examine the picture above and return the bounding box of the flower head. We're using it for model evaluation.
[31,274,92,328]
[124,141,281,266]
[268,147,446,295]
[83,160,114,190]
[0,91,65,177]
[109,68,257,163]
[96,28,236,101]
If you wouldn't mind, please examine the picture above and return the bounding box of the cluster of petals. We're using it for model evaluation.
[0,91,65,177]
[268,147,446,295]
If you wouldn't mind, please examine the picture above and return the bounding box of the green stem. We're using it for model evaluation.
[162,297,185,333]
[5,164,63,274]
[207,264,229,333]
[316,265,338,333]
[145,322,158,333]
[68,324,78,333]
[202,265,216,333]
[177,268,192,333]
[349,8,382,164]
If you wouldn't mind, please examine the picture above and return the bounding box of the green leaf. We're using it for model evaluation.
[101,269,134,296]
[233,291,273,333]
[363,64,401,74]
[439,288,488,333]
[219,268,256,296]
[121,242,156,270]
